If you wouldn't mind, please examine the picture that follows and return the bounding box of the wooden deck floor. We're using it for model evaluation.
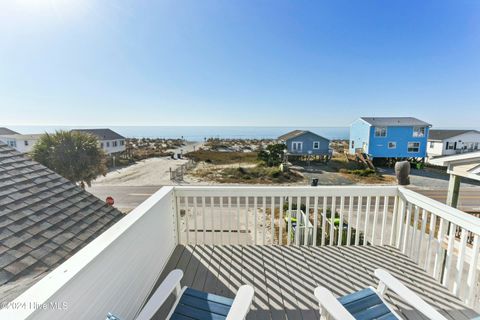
[152,245,478,320]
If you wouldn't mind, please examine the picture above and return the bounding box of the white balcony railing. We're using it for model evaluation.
[2,185,479,320]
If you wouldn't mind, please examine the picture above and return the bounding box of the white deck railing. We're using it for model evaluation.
[2,185,478,320]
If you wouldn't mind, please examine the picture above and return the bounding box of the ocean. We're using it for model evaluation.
[8,126,350,141]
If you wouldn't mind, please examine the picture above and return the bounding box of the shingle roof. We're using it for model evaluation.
[360,117,431,127]
[278,130,328,141]
[71,129,125,140]
[0,143,124,302]
[0,128,19,136]
[428,129,480,141]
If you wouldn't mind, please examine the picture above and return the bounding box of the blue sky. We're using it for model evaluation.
[0,0,479,127]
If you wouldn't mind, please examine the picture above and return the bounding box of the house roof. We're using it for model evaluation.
[0,128,19,136]
[71,129,125,141]
[0,143,124,303]
[0,134,43,140]
[428,129,480,141]
[278,130,329,141]
[360,117,431,127]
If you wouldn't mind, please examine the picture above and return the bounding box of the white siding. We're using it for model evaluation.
[100,139,126,154]
[427,131,480,161]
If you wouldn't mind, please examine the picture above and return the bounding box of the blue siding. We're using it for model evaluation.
[349,119,371,154]
[349,119,429,158]
[368,126,429,158]
[284,132,330,155]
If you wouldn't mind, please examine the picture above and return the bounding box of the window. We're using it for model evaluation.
[408,142,420,153]
[413,127,425,137]
[351,141,354,148]
[120,140,125,146]
[106,141,110,147]
[475,143,479,150]
[24,140,29,146]
[313,141,320,149]
[113,141,118,147]
[374,127,387,137]
[8,140,16,147]
[292,141,302,152]
[388,142,396,149]
[100,142,104,148]
[446,142,454,150]
[429,141,434,148]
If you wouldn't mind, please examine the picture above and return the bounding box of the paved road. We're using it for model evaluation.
[86,185,480,213]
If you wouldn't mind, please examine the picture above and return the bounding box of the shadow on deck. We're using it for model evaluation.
[152,245,478,320]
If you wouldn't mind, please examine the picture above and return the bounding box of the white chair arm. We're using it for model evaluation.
[226,285,255,320]
[314,287,356,320]
[374,269,448,320]
[136,269,184,320]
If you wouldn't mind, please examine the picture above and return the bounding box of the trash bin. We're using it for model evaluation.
[311,178,319,186]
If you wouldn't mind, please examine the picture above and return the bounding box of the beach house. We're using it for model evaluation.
[72,128,126,155]
[278,130,331,158]
[349,117,431,163]
[427,129,480,161]
[0,133,43,153]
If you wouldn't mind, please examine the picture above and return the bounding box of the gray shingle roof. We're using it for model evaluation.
[428,129,479,141]
[360,117,431,127]
[0,143,124,302]
[71,129,125,140]
[278,130,328,141]
[0,128,19,136]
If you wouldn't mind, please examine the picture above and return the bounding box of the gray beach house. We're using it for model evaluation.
[278,130,331,157]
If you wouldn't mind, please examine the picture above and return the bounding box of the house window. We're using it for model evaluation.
[313,141,320,149]
[292,141,302,152]
[475,143,479,150]
[429,141,434,148]
[106,141,110,147]
[446,142,454,150]
[100,142,104,148]
[374,127,387,137]
[113,141,118,147]
[388,142,396,149]
[8,140,16,147]
[120,140,125,146]
[24,140,29,146]
[408,142,420,153]
[413,127,425,137]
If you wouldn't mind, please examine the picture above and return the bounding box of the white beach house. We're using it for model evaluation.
[0,133,43,153]
[427,129,480,161]
[72,128,126,155]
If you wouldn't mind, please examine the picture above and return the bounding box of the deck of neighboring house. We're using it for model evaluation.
[152,245,478,320]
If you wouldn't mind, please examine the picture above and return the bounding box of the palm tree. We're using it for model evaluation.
[32,130,107,188]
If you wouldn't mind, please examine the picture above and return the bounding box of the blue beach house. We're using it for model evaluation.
[278,130,331,158]
[349,117,431,162]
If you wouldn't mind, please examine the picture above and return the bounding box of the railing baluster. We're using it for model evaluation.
[279,197,284,245]
[211,196,215,244]
[175,195,182,244]
[433,218,446,280]
[295,196,301,245]
[347,196,353,246]
[271,196,275,245]
[253,196,257,245]
[453,228,468,296]
[237,196,240,245]
[193,196,198,244]
[402,202,412,254]
[287,196,292,246]
[371,196,380,245]
[202,196,206,244]
[219,196,223,244]
[228,197,232,245]
[185,196,190,245]
[390,196,399,247]
[410,205,419,258]
[330,196,336,246]
[380,196,388,246]
[305,196,310,245]
[424,213,437,272]
[245,196,249,245]
[338,196,345,246]
[313,196,318,246]
[466,234,480,307]
[355,196,362,246]
[262,196,267,245]
[396,199,406,249]
[442,222,457,286]
[363,196,371,246]
[322,196,327,246]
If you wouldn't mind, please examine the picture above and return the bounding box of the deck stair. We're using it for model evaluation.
[355,151,376,170]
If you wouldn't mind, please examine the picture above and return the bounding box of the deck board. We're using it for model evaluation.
[152,245,477,320]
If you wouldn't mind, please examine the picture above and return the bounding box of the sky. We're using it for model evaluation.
[0,0,479,127]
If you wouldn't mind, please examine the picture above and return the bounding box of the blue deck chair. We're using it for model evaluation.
[135,269,254,320]
[314,268,448,320]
